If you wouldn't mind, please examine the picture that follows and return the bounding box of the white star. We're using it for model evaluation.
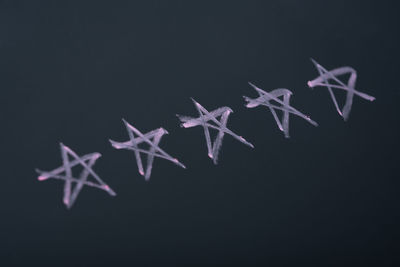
[308,58,375,121]
[177,98,254,164]
[244,82,318,138]
[110,119,186,181]
[36,143,116,209]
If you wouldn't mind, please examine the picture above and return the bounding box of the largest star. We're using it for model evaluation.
[177,98,254,164]
[36,143,116,209]
[308,58,375,121]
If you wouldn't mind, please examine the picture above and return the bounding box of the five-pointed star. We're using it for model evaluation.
[244,82,318,138]
[110,119,186,181]
[177,98,254,164]
[308,58,375,121]
[36,143,116,209]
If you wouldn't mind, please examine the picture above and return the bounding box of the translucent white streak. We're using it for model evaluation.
[308,58,375,121]
[177,98,254,164]
[110,119,186,181]
[36,143,116,209]
[244,82,318,138]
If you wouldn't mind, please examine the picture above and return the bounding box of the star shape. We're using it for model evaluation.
[36,143,116,209]
[177,98,254,164]
[308,58,375,121]
[244,82,318,138]
[110,119,186,181]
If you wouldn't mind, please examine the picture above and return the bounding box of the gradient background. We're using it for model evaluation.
[1,1,399,265]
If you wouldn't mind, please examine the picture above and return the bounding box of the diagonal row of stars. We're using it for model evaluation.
[36,59,375,208]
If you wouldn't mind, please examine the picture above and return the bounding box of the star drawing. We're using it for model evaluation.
[244,82,318,138]
[36,143,116,209]
[177,98,254,164]
[110,119,186,181]
[308,58,375,121]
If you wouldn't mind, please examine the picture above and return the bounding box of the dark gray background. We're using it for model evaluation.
[1,1,399,265]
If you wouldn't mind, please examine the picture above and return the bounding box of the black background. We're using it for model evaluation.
[1,1,399,266]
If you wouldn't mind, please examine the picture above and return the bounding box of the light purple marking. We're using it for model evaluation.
[36,143,116,209]
[244,82,318,138]
[177,98,254,164]
[110,119,186,181]
[308,58,375,121]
